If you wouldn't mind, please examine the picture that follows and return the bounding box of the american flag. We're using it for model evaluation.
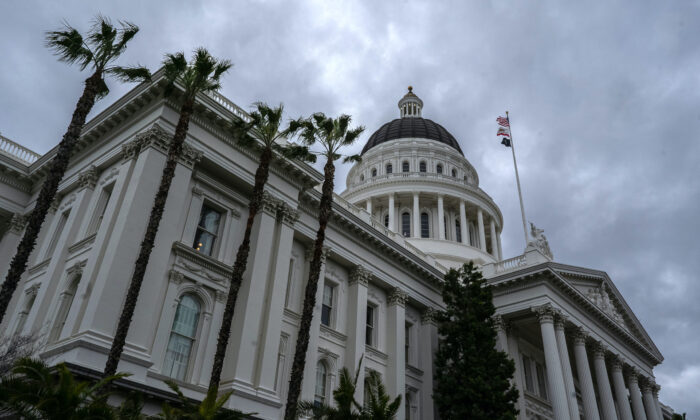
[497,116,509,127]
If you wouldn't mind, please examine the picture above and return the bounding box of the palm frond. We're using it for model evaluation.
[279,144,317,163]
[107,65,151,83]
[45,25,93,70]
[342,154,362,164]
[112,21,139,56]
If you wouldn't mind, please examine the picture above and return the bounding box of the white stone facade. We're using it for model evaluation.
[0,77,673,419]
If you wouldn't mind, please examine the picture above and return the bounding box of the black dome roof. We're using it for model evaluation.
[361,117,463,155]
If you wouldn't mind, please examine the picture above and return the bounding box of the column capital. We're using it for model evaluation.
[492,314,509,332]
[572,326,589,345]
[305,245,331,263]
[554,312,568,330]
[639,379,653,393]
[421,307,438,325]
[349,266,371,287]
[388,287,408,307]
[625,367,640,384]
[125,124,203,168]
[533,304,556,324]
[609,356,624,372]
[260,191,279,216]
[77,165,99,190]
[48,194,62,213]
[169,269,185,285]
[652,383,661,397]
[8,213,28,234]
[592,342,608,359]
[277,202,300,226]
[215,289,227,303]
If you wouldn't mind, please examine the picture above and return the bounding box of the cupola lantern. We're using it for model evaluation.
[398,85,423,118]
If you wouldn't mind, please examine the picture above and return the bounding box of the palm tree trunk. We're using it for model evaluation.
[208,146,273,398]
[0,71,102,326]
[284,159,335,420]
[103,99,194,378]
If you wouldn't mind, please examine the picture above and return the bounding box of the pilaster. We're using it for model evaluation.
[387,287,408,420]
[420,307,438,420]
[346,265,370,404]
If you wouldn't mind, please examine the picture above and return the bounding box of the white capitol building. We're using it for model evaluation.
[0,73,675,419]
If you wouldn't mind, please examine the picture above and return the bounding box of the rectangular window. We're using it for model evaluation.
[420,213,430,238]
[321,283,333,327]
[536,362,548,400]
[192,204,222,256]
[284,259,295,308]
[46,210,70,258]
[366,305,375,347]
[522,355,534,393]
[86,184,113,236]
[405,322,412,363]
[401,213,411,237]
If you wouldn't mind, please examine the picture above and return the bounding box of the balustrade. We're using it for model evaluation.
[0,134,40,164]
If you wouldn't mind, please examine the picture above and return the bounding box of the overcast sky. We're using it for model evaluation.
[2,0,699,416]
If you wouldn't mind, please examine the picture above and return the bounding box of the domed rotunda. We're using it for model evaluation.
[341,87,503,268]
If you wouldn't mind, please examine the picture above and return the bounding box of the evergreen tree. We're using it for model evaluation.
[433,261,519,420]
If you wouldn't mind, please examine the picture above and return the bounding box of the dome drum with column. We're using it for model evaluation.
[341,87,503,269]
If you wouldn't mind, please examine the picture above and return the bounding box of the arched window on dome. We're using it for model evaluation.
[420,213,430,238]
[360,174,364,182]
[455,219,462,243]
[371,168,377,177]
[419,161,427,172]
[444,216,448,240]
[401,212,411,237]
[402,161,409,172]
[163,294,201,381]
[451,168,457,177]
[436,164,443,174]
[386,163,393,174]
[384,214,389,228]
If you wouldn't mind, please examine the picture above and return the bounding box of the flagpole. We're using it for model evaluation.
[506,111,529,247]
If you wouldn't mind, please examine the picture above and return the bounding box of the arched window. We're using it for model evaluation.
[436,164,443,174]
[49,276,80,342]
[402,161,410,172]
[164,294,201,381]
[451,168,457,177]
[371,168,377,177]
[420,213,430,238]
[469,222,478,247]
[401,212,411,237]
[315,362,328,406]
[455,219,462,243]
[360,174,364,181]
[444,217,448,240]
[386,163,393,174]
[419,161,427,172]
[15,290,37,335]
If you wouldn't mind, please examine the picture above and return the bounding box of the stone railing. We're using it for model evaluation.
[481,248,551,278]
[207,91,251,122]
[0,134,40,165]
[359,171,474,189]
[333,193,449,273]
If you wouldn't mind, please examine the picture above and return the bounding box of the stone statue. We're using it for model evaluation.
[527,222,553,260]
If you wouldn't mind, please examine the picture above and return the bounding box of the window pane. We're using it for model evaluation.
[172,295,200,338]
[402,161,409,172]
[419,161,426,172]
[455,220,462,243]
[366,306,374,346]
[198,206,221,232]
[421,213,429,238]
[386,164,392,174]
[536,363,548,400]
[401,213,411,237]
[321,305,331,326]
[522,356,534,392]
[193,229,215,255]
[164,333,193,381]
[323,284,333,306]
[315,363,326,404]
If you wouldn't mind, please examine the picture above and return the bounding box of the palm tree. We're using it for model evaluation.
[0,16,150,326]
[284,113,364,420]
[103,49,231,378]
[297,357,364,420]
[207,104,314,397]
[0,357,126,419]
[362,371,401,420]
[158,380,255,420]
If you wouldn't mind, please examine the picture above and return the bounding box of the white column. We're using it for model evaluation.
[534,306,570,420]
[221,195,279,391]
[420,309,438,420]
[507,328,528,420]
[459,201,467,244]
[388,193,395,232]
[573,328,601,420]
[554,315,581,420]
[387,288,407,420]
[346,266,369,404]
[592,343,619,420]
[437,195,445,240]
[611,359,633,420]
[366,198,372,214]
[490,219,498,258]
[493,315,508,352]
[256,205,298,398]
[626,370,647,420]
[412,193,420,238]
[477,208,487,251]
[641,382,660,420]
[300,247,331,401]
[652,384,664,420]
[497,231,503,260]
